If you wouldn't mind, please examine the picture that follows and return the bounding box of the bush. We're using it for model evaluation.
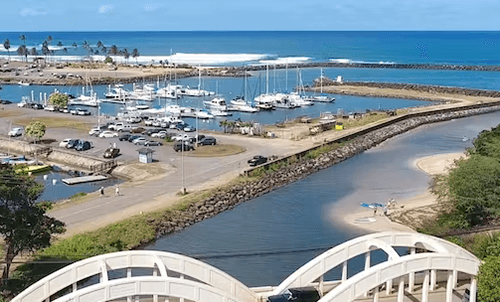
[104,56,113,64]
[478,255,500,302]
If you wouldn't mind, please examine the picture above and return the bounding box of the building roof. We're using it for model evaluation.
[136,148,155,154]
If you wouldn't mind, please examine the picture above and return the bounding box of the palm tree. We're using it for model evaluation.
[109,45,119,56]
[46,35,53,45]
[3,39,10,61]
[30,47,37,57]
[19,35,26,46]
[42,43,51,60]
[123,48,129,64]
[19,35,27,61]
[96,41,103,49]
[132,48,140,64]
[57,41,63,47]
[72,42,78,48]
[17,45,27,62]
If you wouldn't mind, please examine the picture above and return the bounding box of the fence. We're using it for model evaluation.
[89,160,117,173]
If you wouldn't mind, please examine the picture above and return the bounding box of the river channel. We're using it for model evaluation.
[145,110,500,287]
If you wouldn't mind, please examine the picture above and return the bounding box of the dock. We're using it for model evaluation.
[62,175,108,185]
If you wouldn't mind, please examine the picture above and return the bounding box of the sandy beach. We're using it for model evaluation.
[343,152,465,233]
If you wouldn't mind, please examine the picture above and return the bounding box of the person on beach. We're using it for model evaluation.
[99,187,104,198]
[373,208,377,216]
[115,186,120,196]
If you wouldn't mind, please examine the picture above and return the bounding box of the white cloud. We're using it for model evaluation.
[144,3,163,12]
[98,5,114,14]
[19,8,48,17]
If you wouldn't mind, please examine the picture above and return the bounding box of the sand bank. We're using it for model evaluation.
[343,152,465,233]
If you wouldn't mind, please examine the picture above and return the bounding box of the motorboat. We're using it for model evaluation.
[255,102,274,110]
[229,96,259,113]
[156,83,180,99]
[204,97,228,111]
[286,92,314,107]
[105,84,130,99]
[129,84,155,101]
[18,81,30,86]
[210,109,232,117]
[307,95,336,103]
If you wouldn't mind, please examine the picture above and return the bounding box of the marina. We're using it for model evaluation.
[61,174,108,185]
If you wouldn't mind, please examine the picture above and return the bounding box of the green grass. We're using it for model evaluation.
[15,117,92,132]
[70,192,87,200]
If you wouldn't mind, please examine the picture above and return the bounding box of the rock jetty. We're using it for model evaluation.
[151,104,500,237]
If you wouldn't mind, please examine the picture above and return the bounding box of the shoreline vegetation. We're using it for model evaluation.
[5,60,500,86]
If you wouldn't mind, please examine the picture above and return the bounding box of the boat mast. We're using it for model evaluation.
[266,65,269,95]
[285,59,288,92]
[320,68,323,94]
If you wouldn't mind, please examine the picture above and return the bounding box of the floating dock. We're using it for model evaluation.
[62,175,108,185]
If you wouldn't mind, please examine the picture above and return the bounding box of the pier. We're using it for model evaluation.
[61,175,108,185]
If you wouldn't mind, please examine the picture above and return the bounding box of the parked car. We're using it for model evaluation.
[108,122,123,131]
[8,127,23,137]
[77,108,91,116]
[66,139,81,149]
[118,133,132,141]
[130,126,146,133]
[32,103,44,110]
[172,134,192,142]
[145,128,161,136]
[89,128,101,136]
[173,141,194,152]
[199,136,217,145]
[0,99,12,104]
[99,130,119,138]
[126,116,142,123]
[59,138,75,148]
[183,125,196,132]
[151,130,168,138]
[103,147,120,158]
[248,155,268,166]
[127,135,141,142]
[70,108,80,115]
[133,137,148,145]
[116,124,132,132]
[75,140,92,151]
[267,288,320,302]
[144,140,163,147]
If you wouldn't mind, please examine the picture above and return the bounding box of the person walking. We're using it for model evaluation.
[115,186,120,197]
[99,186,104,198]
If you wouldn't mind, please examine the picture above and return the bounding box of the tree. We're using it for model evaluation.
[16,45,27,62]
[132,48,139,64]
[57,41,63,47]
[109,45,119,56]
[19,35,27,62]
[25,121,46,142]
[19,35,26,46]
[48,93,69,108]
[96,41,103,49]
[0,166,65,283]
[3,39,10,61]
[46,36,53,45]
[477,255,500,302]
[29,47,37,57]
[72,42,78,48]
[123,48,129,64]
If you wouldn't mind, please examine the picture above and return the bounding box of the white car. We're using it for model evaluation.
[89,128,101,136]
[133,137,148,145]
[77,109,91,116]
[172,134,192,142]
[8,127,23,137]
[59,138,74,148]
[99,131,118,138]
[151,131,168,138]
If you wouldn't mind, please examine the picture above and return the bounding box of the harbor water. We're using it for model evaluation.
[145,111,500,287]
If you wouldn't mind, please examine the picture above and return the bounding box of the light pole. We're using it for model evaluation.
[181,139,186,194]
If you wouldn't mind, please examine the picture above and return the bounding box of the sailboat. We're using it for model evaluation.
[229,74,259,113]
[308,68,336,103]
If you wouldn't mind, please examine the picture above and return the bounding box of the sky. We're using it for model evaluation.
[1,0,500,31]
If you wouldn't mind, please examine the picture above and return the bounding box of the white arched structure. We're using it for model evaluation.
[12,250,257,302]
[12,232,480,302]
[272,232,480,302]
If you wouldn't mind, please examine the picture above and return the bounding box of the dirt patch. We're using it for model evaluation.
[189,144,246,157]
[112,161,176,182]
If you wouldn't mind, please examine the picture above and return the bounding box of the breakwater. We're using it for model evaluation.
[151,102,500,236]
[312,81,500,99]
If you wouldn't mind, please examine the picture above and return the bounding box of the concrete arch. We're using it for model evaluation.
[12,251,257,302]
[317,253,480,302]
[272,232,477,295]
[52,276,244,302]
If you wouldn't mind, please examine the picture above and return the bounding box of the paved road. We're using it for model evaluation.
[0,105,308,235]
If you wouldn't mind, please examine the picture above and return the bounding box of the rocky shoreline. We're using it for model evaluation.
[149,104,500,239]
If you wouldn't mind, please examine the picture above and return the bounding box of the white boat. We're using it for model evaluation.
[229,97,259,113]
[210,109,232,117]
[129,84,155,101]
[286,92,314,107]
[18,81,30,86]
[309,69,335,103]
[204,97,228,111]
[156,84,180,99]
[255,102,274,110]
[274,96,298,109]
[68,95,100,107]
[164,105,181,116]
[105,84,130,99]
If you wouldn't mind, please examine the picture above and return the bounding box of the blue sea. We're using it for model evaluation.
[2,31,500,66]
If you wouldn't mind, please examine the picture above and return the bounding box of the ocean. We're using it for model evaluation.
[1,31,500,66]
